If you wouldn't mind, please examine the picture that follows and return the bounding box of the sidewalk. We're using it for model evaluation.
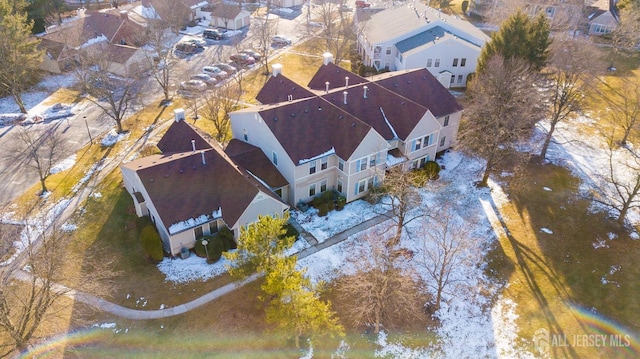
[52,210,392,320]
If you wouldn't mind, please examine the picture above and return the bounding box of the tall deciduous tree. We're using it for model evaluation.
[595,76,640,146]
[201,83,241,144]
[612,0,640,52]
[262,256,344,349]
[0,0,43,113]
[477,10,551,73]
[539,37,604,160]
[334,232,429,334]
[459,55,546,187]
[254,6,279,75]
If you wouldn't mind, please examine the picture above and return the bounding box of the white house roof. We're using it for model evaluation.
[359,3,489,46]
[395,25,482,55]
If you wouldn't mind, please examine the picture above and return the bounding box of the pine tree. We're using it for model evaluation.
[0,0,43,113]
[477,10,550,73]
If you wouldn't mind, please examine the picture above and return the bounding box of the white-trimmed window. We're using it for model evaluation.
[354,175,380,195]
[356,157,367,172]
[321,157,328,170]
[457,75,463,83]
[440,136,446,147]
[272,151,278,165]
[309,184,316,197]
[309,160,317,174]
[426,59,432,67]
[444,115,450,127]
[337,179,343,194]
[453,58,458,67]
[338,158,345,172]
[460,58,466,67]
[411,134,435,152]
[243,128,248,141]
[412,156,429,169]
[434,59,440,67]
[320,180,327,193]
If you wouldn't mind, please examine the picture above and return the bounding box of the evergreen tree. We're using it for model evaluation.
[0,0,43,113]
[477,10,550,72]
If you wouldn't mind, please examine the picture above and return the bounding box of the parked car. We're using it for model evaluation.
[340,4,354,11]
[190,73,217,87]
[355,0,371,7]
[203,28,223,40]
[180,80,208,92]
[213,63,237,74]
[239,49,262,61]
[202,66,228,79]
[174,42,200,54]
[184,38,206,49]
[230,53,256,66]
[271,35,292,46]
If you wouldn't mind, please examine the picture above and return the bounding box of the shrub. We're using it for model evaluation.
[140,225,163,263]
[282,222,299,239]
[317,202,329,216]
[193,236,213,258]
[218,227,234,251]
[423,161,441,180]
[208,236,225,263]
[336,195,346,210]
[136,216,153,236]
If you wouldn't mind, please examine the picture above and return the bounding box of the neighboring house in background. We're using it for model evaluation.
[206,2,251,30]
[270,0,306,8]
[355,3,489,88]
[38,8,149,75]
[120,110,289,256]
[230,54,463,206]
[587,0,620,35]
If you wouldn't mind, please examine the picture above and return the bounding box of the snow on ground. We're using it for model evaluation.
[50,154,77,174]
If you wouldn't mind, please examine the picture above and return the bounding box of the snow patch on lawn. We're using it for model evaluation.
[50,154,77,174]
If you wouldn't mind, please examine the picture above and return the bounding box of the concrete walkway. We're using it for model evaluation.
[51,211,392,320]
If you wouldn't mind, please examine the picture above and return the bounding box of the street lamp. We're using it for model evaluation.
[201,239,209,261]
[84,116,93,145]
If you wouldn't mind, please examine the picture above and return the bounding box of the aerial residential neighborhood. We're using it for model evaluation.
[0,0,639,358]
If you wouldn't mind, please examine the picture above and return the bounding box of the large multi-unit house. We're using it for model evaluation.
[355,3,490,88]
[120,111,289,256]
[229,54,463,206]
[120,55,462,255]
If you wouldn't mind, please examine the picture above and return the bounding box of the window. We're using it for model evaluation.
[272,151,278,165]
[453,58,458,67]
[434,59,440,67]
[194,226,203,239]
[321,157,328,170]
[275,188,282,198]
[309,160,317,174]
[386,47,391,55]
[355,176,378,195]
[309,184,316,197]
[412,156,429,169]
[440,136,446,147]
[356,157,367,172]
[426,59,432,67]
[369,155,376,168]
[460,58,466,67]
[384,62,390,70]
[337,179,343,194]
[457,75,463,83]
[320,180,327,193]
[243,128,248,141]
[545,6,555,18]
[411,138,422,152]
[355,179,366,194]
[210,222,218,234]
[450,76,455,84]
[413,134,435,151]
[338,158,344,172]
[444,115,450,126]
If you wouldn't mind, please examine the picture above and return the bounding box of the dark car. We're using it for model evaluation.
[240,49,263,61]
[230,53,256,66]
[174,42,200,54]
[213,63,237,74]
[203,29,223,40]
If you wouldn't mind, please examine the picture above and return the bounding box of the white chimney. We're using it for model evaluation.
[174,108,185,122]
[201,151,206,165]
[343,91,348,105]
[288,94,293,102]
[345,76,349,88]
[363,85,368,98]
[272,63,282,77]
[322,52,334,65]
[191,139,196,152]
[325,81,330,93]
[77,8,86,18]
[120,10,128,20]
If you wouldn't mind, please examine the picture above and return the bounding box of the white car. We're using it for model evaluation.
[190,73,217,87]
[271,35,292,46]
[202,66,228,79]
[180,80,208,92]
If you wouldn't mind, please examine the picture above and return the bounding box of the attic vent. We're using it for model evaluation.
[318,106,322,111]
[304,109,309,113]
[407,80,412,84]
[192,165,197,170]
[179,169,184,174]
[290,113,296,117]
[422,76,426,80]
[394,83,399,88]
[149,178,154,182]
[401,101,406,105]
[273,116,278,121]
[351,122,355,127]
[164,173,169,178]
[338,115,344,119]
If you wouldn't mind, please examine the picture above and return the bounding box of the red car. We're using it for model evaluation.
[355,0,371,7]
[229,53,256,66]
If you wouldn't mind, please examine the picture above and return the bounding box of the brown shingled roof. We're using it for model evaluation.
[307,62,368,91]
[225,139,288,188]
[131,147,260,233]
[258,97,372,164]
[256,74,315,104]
[211,3,243,19]
[372,68,462,117]
[156,119,214,154]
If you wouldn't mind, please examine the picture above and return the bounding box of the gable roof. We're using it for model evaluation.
[257,97,372,163]
[156,119,214,153]
[211,3,246,19]
[125,146,262,234]
[225,139,288,188]
[307,63,368,92]
[256,74,316,104]
[372,68,462,117]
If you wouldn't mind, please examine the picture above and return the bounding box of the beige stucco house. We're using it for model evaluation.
[229,54,463,206]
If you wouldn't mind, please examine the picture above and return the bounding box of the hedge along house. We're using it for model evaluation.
[229,54,463,207]
[120,110,289,256]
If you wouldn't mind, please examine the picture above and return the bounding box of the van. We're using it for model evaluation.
[203,29,223,40]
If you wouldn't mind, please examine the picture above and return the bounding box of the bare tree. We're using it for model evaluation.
[143,23,179,103]
[458,55,546,187]
[183,91,204,121]
[253,7,279,75]
[76,47,143,133]
[595,76,640,147]
[201,83,241,144]
[0,218,117,357]
[334,231,429,334]
[146,0,191,33]
[8,124,68,194]
[612,1,640,53]
[308,0,354,64]
[593,138,640,224]
[414,203,478,313]
[539,37,604,160]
